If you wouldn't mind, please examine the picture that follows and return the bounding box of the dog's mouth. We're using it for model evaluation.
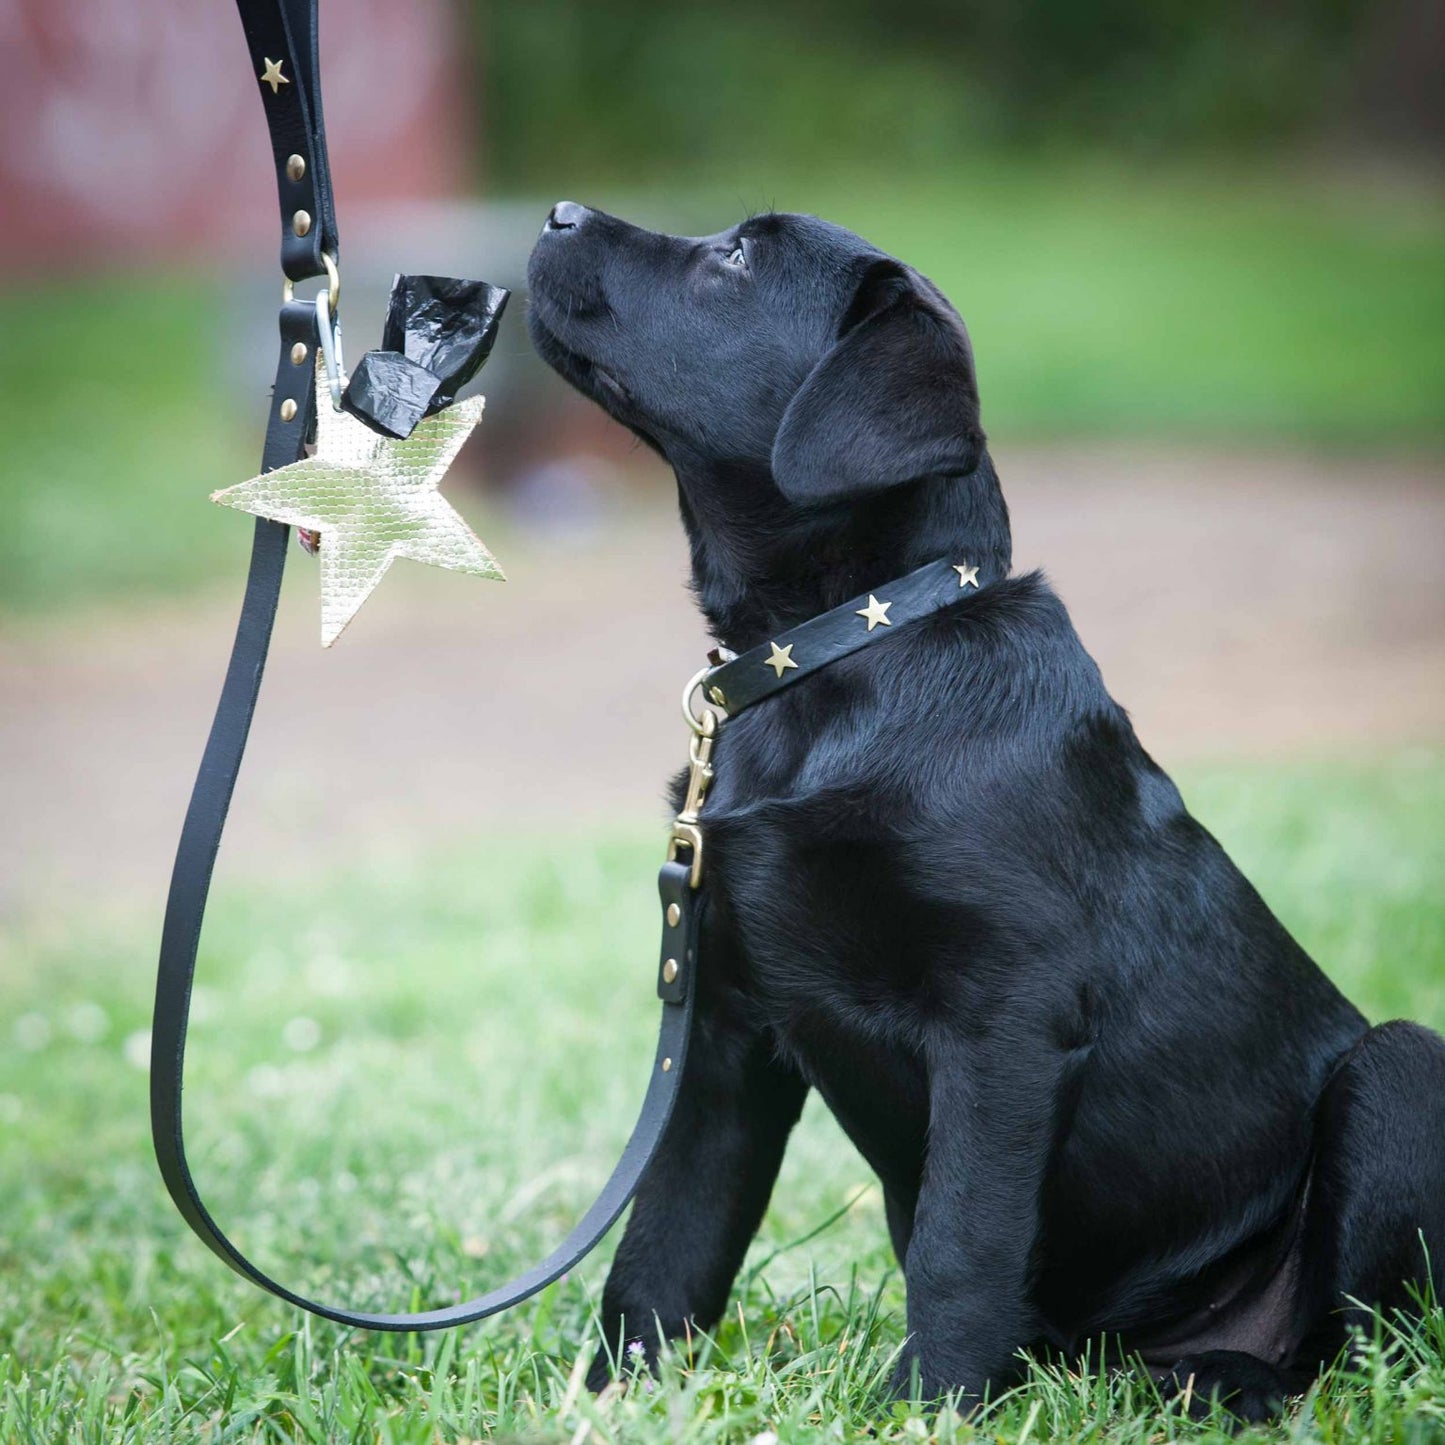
[528,301,634,412]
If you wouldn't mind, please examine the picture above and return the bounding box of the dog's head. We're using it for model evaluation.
[526,204,986,508]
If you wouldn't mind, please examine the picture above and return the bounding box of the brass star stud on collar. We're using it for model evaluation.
[856,594,893,631]
[212,360,503,646]
[260,57,290,94]
[954,562,980,589]
[765,641,799,677]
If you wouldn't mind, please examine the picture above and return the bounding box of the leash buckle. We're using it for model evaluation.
[667,821,705,889]
[667,708,717,888]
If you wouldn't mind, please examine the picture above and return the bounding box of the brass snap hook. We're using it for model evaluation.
[672,665,723,886]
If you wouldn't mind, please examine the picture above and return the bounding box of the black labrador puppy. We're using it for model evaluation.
[526,202,1445,1418]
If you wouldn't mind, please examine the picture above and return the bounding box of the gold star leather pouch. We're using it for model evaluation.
[211,275,509,647]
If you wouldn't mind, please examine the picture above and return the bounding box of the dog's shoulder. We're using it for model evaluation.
[937,566,1091,661]
[895,567,1116,738]
[710,568,1126,815]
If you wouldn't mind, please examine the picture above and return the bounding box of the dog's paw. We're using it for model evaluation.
[887,1347,932,1402]
[886,1348,981,1408]
[586,1336,658,1394]
[1162,1350,1288,1427]
[886,1349,918,1401]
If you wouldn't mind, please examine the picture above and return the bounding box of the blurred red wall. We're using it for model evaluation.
[0,0,475,273]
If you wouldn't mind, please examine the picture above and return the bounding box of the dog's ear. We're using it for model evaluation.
[771,259,984,505]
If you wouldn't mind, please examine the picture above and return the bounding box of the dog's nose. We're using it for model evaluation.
[545,201,590,233]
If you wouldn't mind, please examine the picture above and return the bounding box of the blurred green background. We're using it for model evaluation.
[483,0,1433,177]
[1,4,1442,1437]
[1,0,1441,611]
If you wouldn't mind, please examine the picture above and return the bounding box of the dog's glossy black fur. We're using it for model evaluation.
[527,202,1445,1416]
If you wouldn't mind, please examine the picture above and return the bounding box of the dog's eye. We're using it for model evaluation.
[724,243,747,269]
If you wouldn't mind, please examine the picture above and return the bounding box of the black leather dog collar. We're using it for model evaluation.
[702,556,987,718]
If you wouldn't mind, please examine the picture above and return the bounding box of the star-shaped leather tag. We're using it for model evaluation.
[212,361,504,645]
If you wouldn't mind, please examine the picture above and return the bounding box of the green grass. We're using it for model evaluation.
[0,269,258,615]
[2,752,1444,1441]
[0,162,1440,613]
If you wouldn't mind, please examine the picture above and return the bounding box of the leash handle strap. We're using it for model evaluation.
[149,0,695,1331]
[235,0,339,280]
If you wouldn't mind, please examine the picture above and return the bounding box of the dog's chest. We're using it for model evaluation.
[705,805,944,1188]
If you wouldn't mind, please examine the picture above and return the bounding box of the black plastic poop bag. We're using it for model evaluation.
[342,275,511,439]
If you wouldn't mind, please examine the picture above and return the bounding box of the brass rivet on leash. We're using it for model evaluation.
[286,154,306,181]
[661,1057,673,1073]
[666,903,680,926]
[663,958,679,983]
[708,686,727,707]
[291,342,308,365]
[292,209,312,237]
[279,398,297,421]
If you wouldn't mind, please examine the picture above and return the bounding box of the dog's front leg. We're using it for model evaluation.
[892,1022,1062,1403]
[586,1005,808,1389]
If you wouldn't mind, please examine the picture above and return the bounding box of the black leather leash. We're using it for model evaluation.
[150,0,698,1331]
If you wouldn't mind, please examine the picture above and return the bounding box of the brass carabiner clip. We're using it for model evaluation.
[667,703,717,888]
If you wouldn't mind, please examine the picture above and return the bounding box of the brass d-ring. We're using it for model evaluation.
[320,250,340,312]
[281,251,340,313]
[681,666,723,736]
